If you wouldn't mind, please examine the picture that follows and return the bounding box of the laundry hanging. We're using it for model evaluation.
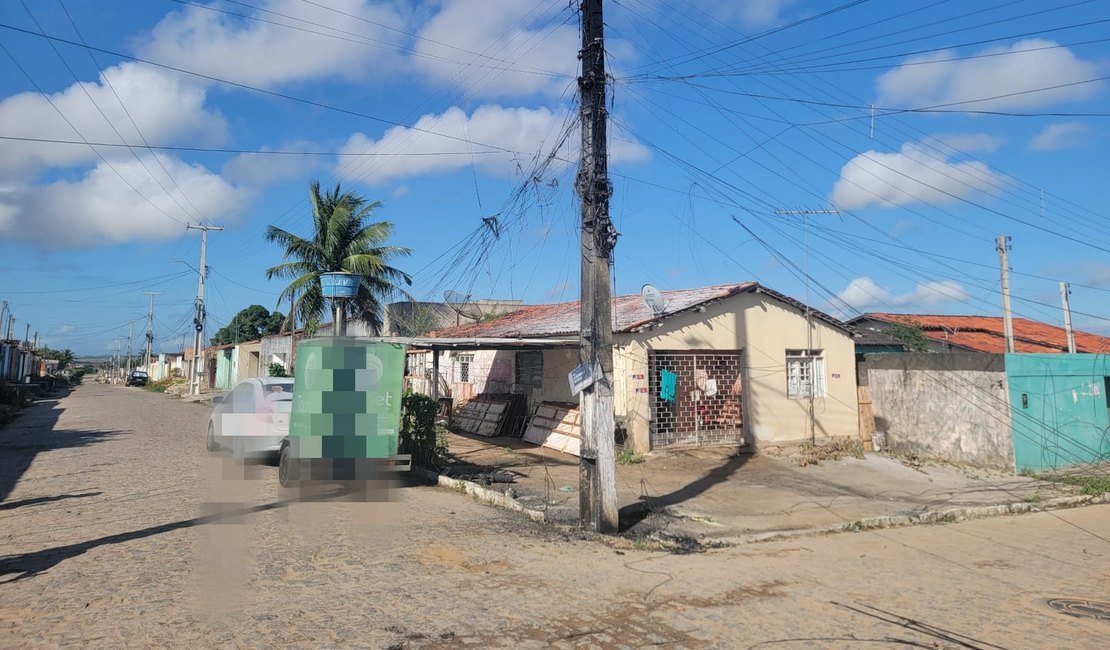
[659,369,677,403]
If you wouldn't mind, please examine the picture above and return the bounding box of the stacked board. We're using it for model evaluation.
[453,396,508,437]
[523,402,581,457]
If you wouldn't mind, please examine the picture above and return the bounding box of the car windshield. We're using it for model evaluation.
[133,371,148,377]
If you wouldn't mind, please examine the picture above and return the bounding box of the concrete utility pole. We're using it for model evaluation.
[576,0,619,533]
[187,224,223,395]
[126,321,134,377]
[996,235,1015,353]
[114,337,122,384]
[24,323,31,347]
[0,302,8,339]
[1060,282,1076,354]
[5,313,13,340]
[32,332,37,351]
[142,291,162,369]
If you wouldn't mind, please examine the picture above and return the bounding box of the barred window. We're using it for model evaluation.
[454,353,474,383]
[786,349,825,399]
[515,351,543,387]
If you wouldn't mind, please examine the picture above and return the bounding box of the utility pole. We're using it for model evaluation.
[142,291,162,369]
[114,337,122,384]
[1060,282,1076,354]
[187,224,223,395]
[0,302,7,339]
[775,208,838,443]
[24,323,31,347]
[126,321,134,377]
[996,235,1015,353]
[5,314,13,340]
[32,332,38,351]
[576,0,619,533]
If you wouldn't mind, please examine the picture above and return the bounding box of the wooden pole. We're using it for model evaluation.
[576,0,619,533]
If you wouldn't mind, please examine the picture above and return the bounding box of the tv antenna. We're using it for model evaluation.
[641,284,667,317]
[443,290,484,325]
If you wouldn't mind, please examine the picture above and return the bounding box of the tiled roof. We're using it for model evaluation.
[428,282,850,339]
[861,313,1110,354]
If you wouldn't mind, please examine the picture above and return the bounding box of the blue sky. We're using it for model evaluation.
[1,0,1108,355]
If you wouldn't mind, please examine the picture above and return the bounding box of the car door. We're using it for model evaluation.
[226,381,260,438]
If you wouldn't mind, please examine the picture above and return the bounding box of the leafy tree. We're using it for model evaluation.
[889,321,931,353]
[210,305,286,345]
[36,347,76,369]
[265,181,412,334]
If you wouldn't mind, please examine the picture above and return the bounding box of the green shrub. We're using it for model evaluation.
[399,391,447,469]
[268,362,288,377]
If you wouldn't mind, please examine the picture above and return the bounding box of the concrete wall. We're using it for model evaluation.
[863,354,1014,470]
[618,291,859,453]
[1007,353,1110,472]
[260,334,292,376]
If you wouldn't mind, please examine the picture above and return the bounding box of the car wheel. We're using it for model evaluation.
[206,422,220,452]
[278,444,296,488]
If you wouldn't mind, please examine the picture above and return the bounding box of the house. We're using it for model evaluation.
[420,282,861,454]
[850,313,1110,354]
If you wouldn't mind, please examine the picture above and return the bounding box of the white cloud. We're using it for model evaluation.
[136,0,406,89]
[837,276,970,311]
[1029,122,1090,151]
[925,132,1005,153]
[0,155,253,249]
[221,141,324,186]
[830,143,1005,211]
[336,104,648,184]
[877,39,1103,111]
[0,62,225,178]
[692,0,798,27]
[413,0,581,98]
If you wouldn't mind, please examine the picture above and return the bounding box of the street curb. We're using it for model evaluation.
[722,492,1110,545]
[411,467,547,523]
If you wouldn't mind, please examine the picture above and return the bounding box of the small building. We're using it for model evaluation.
[421,282,861,454]
[850,313,1110,354]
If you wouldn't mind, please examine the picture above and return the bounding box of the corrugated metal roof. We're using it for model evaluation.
[427,282,851,339]
[860,313,1110,354]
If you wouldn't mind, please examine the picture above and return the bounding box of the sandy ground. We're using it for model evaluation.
[1,383,1107,649]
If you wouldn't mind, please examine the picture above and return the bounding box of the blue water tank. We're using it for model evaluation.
[319,272,360,299]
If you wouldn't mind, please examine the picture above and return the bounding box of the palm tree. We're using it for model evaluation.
[265,181,412,334]
[58,349,75,369]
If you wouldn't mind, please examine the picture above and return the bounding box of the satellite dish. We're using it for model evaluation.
[641,284,667,316]
[443,290,484,323]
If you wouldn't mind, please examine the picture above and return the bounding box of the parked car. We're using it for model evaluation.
[126,370,149,387]
[206,377,294,459]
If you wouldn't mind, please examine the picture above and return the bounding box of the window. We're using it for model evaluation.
[454,354,474,383]
[786,349,825,399]
[515,351,544,387]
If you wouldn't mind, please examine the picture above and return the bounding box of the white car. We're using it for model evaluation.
[206,377,294,459]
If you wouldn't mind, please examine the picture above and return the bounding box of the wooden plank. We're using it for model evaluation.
[857,385,875,451]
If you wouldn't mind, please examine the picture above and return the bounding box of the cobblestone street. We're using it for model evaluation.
[2,384,1108,648]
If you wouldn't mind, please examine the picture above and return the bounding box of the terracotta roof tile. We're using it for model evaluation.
[862,313,1110,354]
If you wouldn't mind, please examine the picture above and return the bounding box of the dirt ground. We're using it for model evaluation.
[439,430,1086,542]
[2,384,1108,649]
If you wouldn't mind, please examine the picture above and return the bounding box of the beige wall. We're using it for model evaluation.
[617,291,859,453]
[235,342,263,382]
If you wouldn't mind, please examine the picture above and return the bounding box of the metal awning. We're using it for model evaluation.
[363,336,578,351]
